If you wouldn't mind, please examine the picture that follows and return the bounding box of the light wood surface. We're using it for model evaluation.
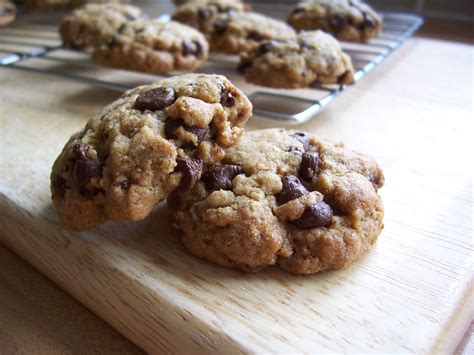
[1,17,473,355]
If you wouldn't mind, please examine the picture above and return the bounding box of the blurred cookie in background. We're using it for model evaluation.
[0,1,16,26]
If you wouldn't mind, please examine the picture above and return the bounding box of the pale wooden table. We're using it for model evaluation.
[0,16,473,354]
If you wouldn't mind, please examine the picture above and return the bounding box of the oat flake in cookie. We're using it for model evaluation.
[92,19,209,74]
[288,0,382,42]
[169,129,384,274]
[239,30,354,88]
[59,4,142,49]
[51,74,252,231]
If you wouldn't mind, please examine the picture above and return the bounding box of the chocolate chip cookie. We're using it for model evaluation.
[169,128,384,274]
[91,19,209,74]
[238,30,354,88]
[288,0,382,42]
[51,74,252,231]
[59,3,142,49]
[209,12,296,54]
[0,1,16,26]
[172,0,246,35]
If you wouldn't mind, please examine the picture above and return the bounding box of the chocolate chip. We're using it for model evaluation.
[175,157,203,191]
[291,132,310,151]
[198,8,211,20]
[53,176,67,198]
[247,31,263,41]
[106,35,117,47]
[79,186,102,198]
[291,7,305,15]
[213,19,229,35]
[237,60,251,74]
[117,23,126,34]
[220,90,236,107]
[165,118,208,148]
[72,141,103,189]
[134,87,176,111]
[257,40,277,56]
[299,152,319,181]
[329,14,348,32]
[292,202,333,229]
[119,180,130,191]
[276,175,308,205]
[182,40,203,57]
[202,165,243,191]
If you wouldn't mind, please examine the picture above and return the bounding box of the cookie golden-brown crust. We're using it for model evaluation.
[59,3,142,49]
[209,12,296,54]
[0,1,16,26]
[239,30,354,88]
[91,19,209,74]
[172,0,246,35]
[170,128,384,274]
[288,0,382,42]
[51,74,252,231]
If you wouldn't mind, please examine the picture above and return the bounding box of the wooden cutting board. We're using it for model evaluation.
[1,24,473,353]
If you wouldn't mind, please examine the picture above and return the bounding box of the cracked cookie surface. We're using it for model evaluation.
[239,30,354,88]
[208,12,296,54]
[91,19,209,74]
[59,3,141,49]
[170,128,384,274]
[172,0,246,35]
[51,73,252,231]
[288,0,382,42]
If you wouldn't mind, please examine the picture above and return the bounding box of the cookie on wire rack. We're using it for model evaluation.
[238,30,354,88]
[91,19,209,74]
[59,3,142,49]
[288,0,383,42]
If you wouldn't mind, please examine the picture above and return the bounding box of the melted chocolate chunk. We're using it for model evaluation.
[106,35,117,47]
[202,165,243,191]
[182,40,203,57]
[53,176,67,198]
[276,175,308,205]
[362,13,376,28]
[329,14,348,32]
[291,132,310,151]
[119,180,130,191]
[220,90,236,107]
[175,157,203,191]
[237,60,251,74]
[198,8,211,20]
[292,202,333,229]
[257,40,277,56]
[134,87,176,111]
[165,118,208,148]
[299,152,319,181]
[213,19,230,35]
[72,141,103,189]
[247,31,263,41]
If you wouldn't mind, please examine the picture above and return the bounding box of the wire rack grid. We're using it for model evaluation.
[0,8,423,124]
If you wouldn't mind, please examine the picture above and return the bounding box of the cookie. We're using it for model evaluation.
[238,30,354,88]
[51,74,253,231]
[208,12,296,54]
[172,0,246,35]
[91,19,209,74]
[169,128,384,274]
[0,1,16,26]
[288,0,382,42]
[59,4,142,49]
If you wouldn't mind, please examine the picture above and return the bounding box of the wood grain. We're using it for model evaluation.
[0,21,473,353]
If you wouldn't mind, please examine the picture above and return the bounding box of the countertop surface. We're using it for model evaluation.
[0,10,473,355]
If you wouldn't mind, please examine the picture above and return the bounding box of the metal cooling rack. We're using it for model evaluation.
[0,10,423,123]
